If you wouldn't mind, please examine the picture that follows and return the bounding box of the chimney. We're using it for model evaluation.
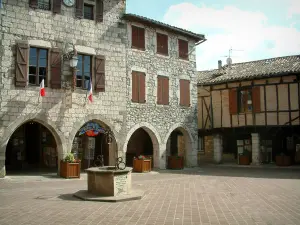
[218,60,222,69]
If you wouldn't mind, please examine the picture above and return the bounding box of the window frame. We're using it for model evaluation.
[37,0,51,11]
[131,25,145,51]
[156,33,168,56]
[178,39,189,60]
[157,75,169,105]
[179,79,190,107]
[76,54,92,90]
[237,87,253,113]
[131,71,146,103]
[83,3,94,20]
[28,47,48,87]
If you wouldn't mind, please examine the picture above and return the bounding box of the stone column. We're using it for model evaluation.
[0,141,7,178]
[251,133,261,165]
[159,143,167,169]
[213,134,223,164]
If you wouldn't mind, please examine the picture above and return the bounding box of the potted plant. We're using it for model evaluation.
[239,150,251,165]
[168,155,184,169]
[60,152,81,178]
[133,155,151,173]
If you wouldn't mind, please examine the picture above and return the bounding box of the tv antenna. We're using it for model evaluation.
[221,47,244,58]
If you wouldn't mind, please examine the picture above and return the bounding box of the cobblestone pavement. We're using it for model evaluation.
[1,166,300,225]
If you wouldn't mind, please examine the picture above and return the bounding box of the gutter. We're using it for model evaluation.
[188,38,207,56]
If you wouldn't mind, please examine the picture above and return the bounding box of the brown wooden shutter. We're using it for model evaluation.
[139,72,146,103]
[50,48,62,89]
[186,80,190,106]
[156,33,161,53]
[96,0,104,22]
[180,79,185,106]
[95,56,105,92]
[53,0,62,14]
[157,76,163,104]
[132,71,138,102]
[76,0,84,18]
[15,43,29,87]
[132,26,139,48]
[179,39,188,59]
[29,0,38,8]
[163,77,169,105]
[229,88,238,114]
[139,28,145,50]
[252,86,261,113]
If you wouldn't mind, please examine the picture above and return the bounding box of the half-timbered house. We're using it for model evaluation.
[197,55,300,166]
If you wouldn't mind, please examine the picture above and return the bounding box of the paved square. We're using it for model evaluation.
[1,166,300,225]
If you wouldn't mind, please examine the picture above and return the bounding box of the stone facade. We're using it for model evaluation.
[0,0,203,177]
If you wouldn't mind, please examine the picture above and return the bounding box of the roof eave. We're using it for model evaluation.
[122,13,205,42]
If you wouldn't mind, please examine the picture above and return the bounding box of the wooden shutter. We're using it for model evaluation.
[163,77,169,105]
[96,0,104,22]
[139,72,146,103]
[157,33,168,55]
[252,86,261,113]
[179,39,188,59]
[50,48,62,89]
[157,33,162,54]
[185,80,190,106]
[95,56,105,92]
[15,43,29,87]
[132,26,139,48]
[76,0,84,18]
[229,88,238,114]
[157,76,163,104]
[29,0,38,8]
[180,79,185,106]
[139,28,145,50]
[132,71,138,102]
[53,0,62,14]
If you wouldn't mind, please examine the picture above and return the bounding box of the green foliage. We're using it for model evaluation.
[64,152,75,163]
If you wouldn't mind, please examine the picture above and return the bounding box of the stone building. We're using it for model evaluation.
[0,0,206,177]
[197,56,300,166]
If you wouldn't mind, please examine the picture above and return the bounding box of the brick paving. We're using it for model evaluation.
[1,167,300,225]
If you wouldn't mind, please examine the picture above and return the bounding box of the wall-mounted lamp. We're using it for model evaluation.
[63,48,78,68]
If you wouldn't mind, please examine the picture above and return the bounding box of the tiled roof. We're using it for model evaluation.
[198,55,300,85]
[122,13,206,42]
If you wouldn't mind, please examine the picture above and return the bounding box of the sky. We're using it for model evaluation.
[126,0,300,71]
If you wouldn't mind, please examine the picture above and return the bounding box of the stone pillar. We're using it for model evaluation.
[0,141,7,178]
[251,133,261,165]
[159,143,167,169]
[213,134,223,164]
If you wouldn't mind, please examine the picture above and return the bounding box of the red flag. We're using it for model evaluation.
[40,79,45,97]
[88,80,92,103]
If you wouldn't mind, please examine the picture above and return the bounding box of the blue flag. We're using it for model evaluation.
[0,0,3,9]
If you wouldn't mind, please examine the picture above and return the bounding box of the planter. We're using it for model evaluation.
[276,155,291,166]
[133,158,151,172]
[60,161,81,178]
[168,156,184,169]
[239,155,250,165]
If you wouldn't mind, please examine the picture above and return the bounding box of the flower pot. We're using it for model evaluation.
[168,156,184,169]
[239,155,250,165]
[133,158,151,172]
[60,161,81,178]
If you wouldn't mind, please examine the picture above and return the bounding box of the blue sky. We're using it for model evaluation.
[126,0,300,70]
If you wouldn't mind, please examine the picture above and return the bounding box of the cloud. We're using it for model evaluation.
[163,2,300,70]
[287,0,300,18]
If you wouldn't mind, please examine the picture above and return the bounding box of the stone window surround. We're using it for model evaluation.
[129,67,148,104]
[127,23,148,52]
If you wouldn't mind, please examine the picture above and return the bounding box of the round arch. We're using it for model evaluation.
[163,123,196,167]
[69,114,120,150]
[123,122,161,168]
[0,114,66,176]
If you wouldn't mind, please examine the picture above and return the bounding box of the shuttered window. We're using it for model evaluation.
[95,55,105,92]
[132,71,146,103]
[131,26,145,50]
[50,48,62,89]
[229,89,238,114]
[157,76,169,105]
[180,79,190,106]
[76,54,92,89]
[38,0,50,10]
[178,39,189,60]
[29,47,48,86]
[76,0,104,22]
[157,33,168,55]
[29,0,61,13]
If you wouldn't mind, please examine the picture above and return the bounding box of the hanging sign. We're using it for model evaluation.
[78,122,106,137]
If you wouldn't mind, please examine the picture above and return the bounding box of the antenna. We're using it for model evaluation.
[220,47,244,66]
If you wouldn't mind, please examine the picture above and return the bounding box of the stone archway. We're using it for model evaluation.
[0,114,65,177]
[164,124,196,167]
[123,123,161,168]
[69,117,119,169]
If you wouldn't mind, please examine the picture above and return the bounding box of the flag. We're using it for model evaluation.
[87,80,92,103]
[0,0,3,9]
[40,79,45,97]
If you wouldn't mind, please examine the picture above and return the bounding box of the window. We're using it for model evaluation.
[84,4,94,20]
[157,76,169,105]
[29,47,48,86]
[198,136,205,153]
[38,0,51,10]
[238,88,253,113]
[180,79,190,106]
[76,54,92,89]
[132,71,146,103]
[157,33,168,55]
[131,26,145,50]
[178,39,189,60]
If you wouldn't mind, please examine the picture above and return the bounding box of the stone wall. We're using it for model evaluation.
[124,22,199,168]
[0,0,127,177]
